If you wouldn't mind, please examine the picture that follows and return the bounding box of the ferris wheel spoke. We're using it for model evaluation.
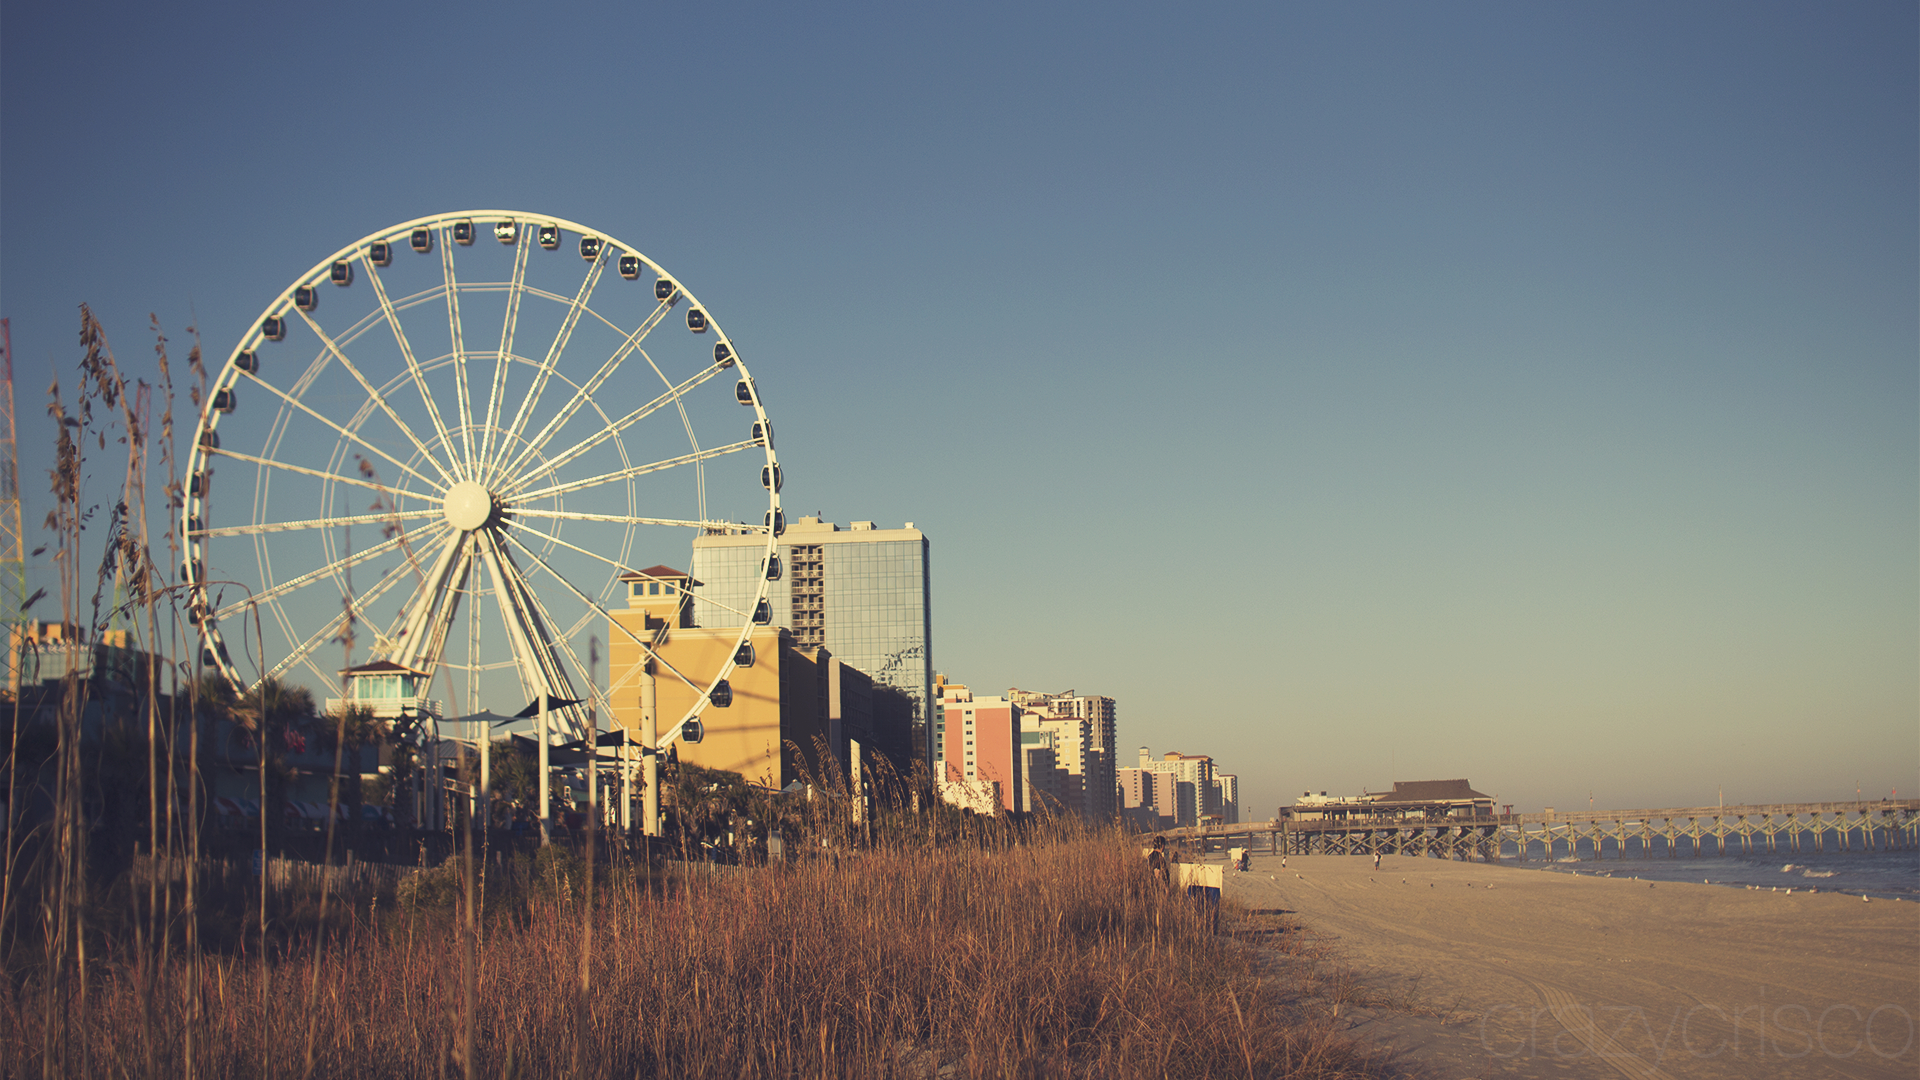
[481,231,533,470]
[474,531,586,738]
[497,253,608,484]
[385,530,471,675]
[439,231,478,475]
[507,507,755,532]
[192,508,441,540]
[500,517,761,624]
[294,301,456,487]
[510,438,760,503]
[496,528,711,701]
[358,256,465,481]
[495,296,676,484]
[203,445,442,502]
[212,523,445,622]
[485,542,613,725]
[526,363,732,482]
[238,371,448,493]
[257,550,424,685]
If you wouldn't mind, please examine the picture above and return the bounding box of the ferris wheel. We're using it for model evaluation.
[182,211,781,745]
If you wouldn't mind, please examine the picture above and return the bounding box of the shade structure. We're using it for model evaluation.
[508,733,623,767]
[448,709,520,730]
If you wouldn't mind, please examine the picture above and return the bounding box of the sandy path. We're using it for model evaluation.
[1221,853,1918,1080]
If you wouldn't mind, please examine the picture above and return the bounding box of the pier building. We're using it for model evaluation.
[1290,779,1494,822]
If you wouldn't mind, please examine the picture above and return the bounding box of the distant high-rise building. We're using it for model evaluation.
[1008,688,1118,819]
[1117,766,1169,831]
[935,676,1022,814]
[1013,700,1091,819]
[692,517,933,767]
[1213,773,1240,825]
[1138,746,1215,826]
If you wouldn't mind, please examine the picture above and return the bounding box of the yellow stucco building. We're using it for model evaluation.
[605,566,907,789]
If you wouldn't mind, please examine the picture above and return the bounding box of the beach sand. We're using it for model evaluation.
[1223,853,1919,1079]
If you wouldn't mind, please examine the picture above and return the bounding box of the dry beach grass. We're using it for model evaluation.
[4,834,1386,1079]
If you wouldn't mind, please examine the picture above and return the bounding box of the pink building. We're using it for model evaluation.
[937,675,1024,814]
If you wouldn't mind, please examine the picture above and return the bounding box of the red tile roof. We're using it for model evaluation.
[621,565,690,579]
[338,659,427,676]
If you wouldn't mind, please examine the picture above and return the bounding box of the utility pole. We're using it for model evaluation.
[0,319,24,686]
[538,693,551,845]
[642,663,659,837]
[586,642,599,828]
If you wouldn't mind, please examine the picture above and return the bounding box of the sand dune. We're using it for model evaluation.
[1223,854,1918,1080]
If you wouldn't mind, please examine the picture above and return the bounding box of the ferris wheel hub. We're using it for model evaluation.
[443,480,494,531]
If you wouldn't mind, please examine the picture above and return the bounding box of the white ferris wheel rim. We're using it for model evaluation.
[182,210,780,747]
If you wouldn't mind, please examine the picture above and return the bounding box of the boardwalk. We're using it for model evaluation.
[1157,799,1920,861]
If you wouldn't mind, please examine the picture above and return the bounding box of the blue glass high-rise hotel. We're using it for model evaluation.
[691,517,935,765]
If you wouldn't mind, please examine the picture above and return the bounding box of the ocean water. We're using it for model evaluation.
[1491,844,1920,900]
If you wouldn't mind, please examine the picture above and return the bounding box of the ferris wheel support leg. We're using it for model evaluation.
[642,666,660,838]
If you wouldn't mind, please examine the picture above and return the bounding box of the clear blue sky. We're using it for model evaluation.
[4,2,1914,817]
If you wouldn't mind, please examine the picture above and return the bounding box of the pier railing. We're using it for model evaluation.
[1149,799,1920,862]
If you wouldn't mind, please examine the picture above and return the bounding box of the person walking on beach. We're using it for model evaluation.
[1373,852,1382,870]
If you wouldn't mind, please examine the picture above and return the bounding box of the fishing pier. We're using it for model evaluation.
[1161,799,1920,862]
